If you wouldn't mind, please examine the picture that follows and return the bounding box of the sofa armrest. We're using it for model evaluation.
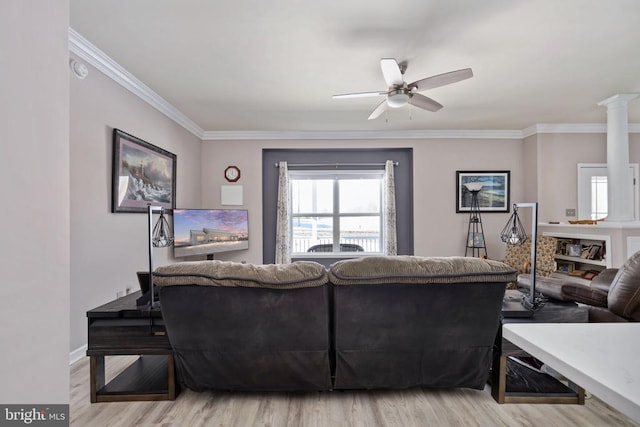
[561,284,608,307]
[590,268,618,293]
[517,274,571,301]
[518,273,609,307]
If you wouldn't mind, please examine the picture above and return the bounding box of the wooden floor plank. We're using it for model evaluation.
[70,356,638,426]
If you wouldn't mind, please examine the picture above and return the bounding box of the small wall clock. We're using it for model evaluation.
[224,165,241,182]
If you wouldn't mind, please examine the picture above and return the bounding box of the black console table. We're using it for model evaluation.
[86,292,176,402]
[492,290,589,404]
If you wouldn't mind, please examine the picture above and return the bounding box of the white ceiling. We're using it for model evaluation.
[70,0,640,133]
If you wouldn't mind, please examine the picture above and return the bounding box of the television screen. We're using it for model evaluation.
[173,209,249,258]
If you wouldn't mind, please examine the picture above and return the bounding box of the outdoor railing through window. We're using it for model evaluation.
[293,237,380,253]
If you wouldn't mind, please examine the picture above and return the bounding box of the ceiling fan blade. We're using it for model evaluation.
[409,68,473,92]
[380,58,404,87]
[368,99,389,120]
[332,91,387,99]
[409,93,443,112]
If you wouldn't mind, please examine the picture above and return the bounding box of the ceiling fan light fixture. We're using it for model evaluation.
[387,91,409,108]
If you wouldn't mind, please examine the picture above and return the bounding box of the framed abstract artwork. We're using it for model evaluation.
[456,170,510,213]
[111,129,176,213]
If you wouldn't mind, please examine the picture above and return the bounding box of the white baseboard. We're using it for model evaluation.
[70,344,87,365]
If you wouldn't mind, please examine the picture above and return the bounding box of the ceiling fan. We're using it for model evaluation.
[333,58,473,120]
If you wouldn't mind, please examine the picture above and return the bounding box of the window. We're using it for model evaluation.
[577,163,639,221]
[290,170,384,255]
[262,148,413,264]
[590,175,608,220]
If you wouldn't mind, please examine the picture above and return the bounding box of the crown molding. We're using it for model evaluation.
[522,123,640,138]
[69,29,640,142]
[522,123,606,137]
[68,28,204,138]
[201,129,524,141]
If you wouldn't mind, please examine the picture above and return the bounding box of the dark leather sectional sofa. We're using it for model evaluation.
[518,249,640,322]
[154,256,516,392]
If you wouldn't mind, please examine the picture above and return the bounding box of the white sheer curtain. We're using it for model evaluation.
[275,161,291,264]
[384,160,398,255]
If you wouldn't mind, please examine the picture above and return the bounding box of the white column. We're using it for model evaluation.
[597,94,638,222]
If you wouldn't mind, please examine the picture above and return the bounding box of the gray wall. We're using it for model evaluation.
[533,132,640,221]
[0,0,70,403]
[201,138,525,263]
[69,54,203,353]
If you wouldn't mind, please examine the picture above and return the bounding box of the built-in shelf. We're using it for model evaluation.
[540,231,612,282]
[554,254,607,267]
[541,231,612,269]
[539,223,640,267]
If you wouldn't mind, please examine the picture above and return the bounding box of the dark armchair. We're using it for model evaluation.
[518,250,640,322]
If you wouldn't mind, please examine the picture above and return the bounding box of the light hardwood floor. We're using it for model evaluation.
[71,356,638,426]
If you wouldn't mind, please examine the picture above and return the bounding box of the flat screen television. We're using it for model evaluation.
[173,209,249,258]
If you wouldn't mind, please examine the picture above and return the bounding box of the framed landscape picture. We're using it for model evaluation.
[456,170,510,213]
[111,129,176,213]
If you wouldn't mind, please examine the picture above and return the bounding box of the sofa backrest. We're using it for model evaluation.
[154,257,518,392]
[607,250,640,321]
[329,256,516,390]
[154,259,328,289]
[156,260,332,391]
[328,255,517,285]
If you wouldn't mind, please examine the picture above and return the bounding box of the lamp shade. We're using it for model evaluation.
[463,182,484,192]
[500,206,527,246]
[152,209,174,247]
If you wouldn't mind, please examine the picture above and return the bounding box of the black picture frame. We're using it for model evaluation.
[111,128,176,213]
[587,244,602,260]
[456,170,510,213]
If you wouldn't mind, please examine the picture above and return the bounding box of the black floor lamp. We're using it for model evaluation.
[464,182,487,258]
[499,202,544,312]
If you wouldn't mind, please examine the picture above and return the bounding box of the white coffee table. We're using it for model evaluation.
[503,323,640,423]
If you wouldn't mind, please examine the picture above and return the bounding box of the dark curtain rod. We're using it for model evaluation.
[274,161,398,168]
